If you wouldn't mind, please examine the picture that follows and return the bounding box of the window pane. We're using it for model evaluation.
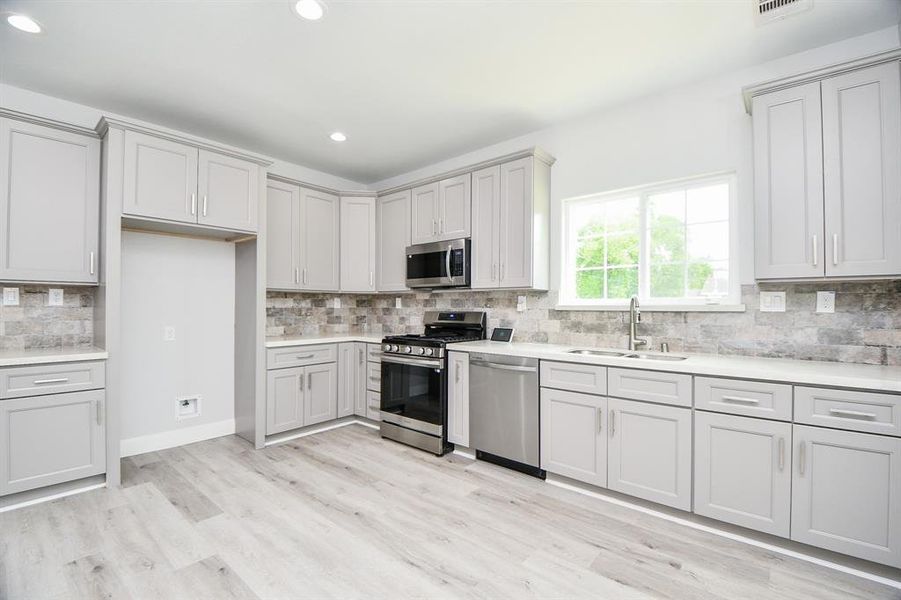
[605,197,640,233]
[686,260,729,297]
[687,221,729,262]
[606,267,638,299]
[648,190,685,223]
[573,203,605,239]
[649,220,685,263]
[605,232,639,267]
[687,183,729,224]
[576,236,605,268]
[575,269,604,299]
[650,263,685,298]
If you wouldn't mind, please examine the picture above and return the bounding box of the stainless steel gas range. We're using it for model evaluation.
[379,311,486,455]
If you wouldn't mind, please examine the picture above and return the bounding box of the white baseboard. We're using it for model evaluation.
[120,418,236,457]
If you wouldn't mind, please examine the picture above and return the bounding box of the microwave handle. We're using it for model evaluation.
[446,244,452,278]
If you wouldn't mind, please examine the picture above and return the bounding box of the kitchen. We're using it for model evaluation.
[1,1,901,598]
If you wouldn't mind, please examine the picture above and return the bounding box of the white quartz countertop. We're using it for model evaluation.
[0,346,109,368]
[265,335,384,348]
[450,341,901,393]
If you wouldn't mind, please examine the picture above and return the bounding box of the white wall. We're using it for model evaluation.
[371,26,901,288]
[119,232,236,454]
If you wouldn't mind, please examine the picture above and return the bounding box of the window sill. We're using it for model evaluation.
[554,303,747,313]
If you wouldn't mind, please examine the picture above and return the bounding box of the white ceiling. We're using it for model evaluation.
[1,1,899,184]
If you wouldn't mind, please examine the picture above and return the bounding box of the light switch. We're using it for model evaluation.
[759,291,785,312]
[395,297,402,309]
[816,291,835,313]
[48,289,64,306]
[334,297,341,309]
[517,295,527,312]
[2,288,19,306]
[163,326,176,341]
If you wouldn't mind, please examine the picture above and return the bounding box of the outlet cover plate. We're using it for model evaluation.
[48,288,64,306]
[816,291,835,313]
[2,288,19,306]
[759,291,786,312]
[163,326,176,342]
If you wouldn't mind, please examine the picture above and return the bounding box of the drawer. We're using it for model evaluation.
[366,362,381,392]
[267,344,337,370]
[695,376,792,421]
[540,361,607,395]
[795,387,901,436]
[0,361,105,399]
[608,368,692,407]
[367,344,383,363]
[366,390,381,421]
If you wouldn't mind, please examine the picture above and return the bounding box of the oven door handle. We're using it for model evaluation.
[470,361,537,373]
[445,244,452,281]
[382,355,444,369]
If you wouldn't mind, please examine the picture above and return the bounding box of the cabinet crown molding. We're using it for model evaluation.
[0,107,99,138]
[741,48,901,114]
[95,116,273,166]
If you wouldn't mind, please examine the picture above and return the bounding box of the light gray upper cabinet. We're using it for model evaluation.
[752,83,825,280]
[197,149,259,232]
[791,424,901,568]
[265,180,299,291]
[471,157,550,290]
[303,362,338,427]
[0,389,106,496]
[447,351,470,447]
[694,411,792,538]
[0,118,100,284]
[540,387,607,488]
[752,59,901,280]
[822,62,901,278]
[410,174,471,245]
[340,196,377,292]
[299,188,340,291]
[377,190,411,292]
[607,397,692,511]
[337,343,356,419]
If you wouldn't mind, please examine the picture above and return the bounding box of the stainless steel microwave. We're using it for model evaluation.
[405,238,470,288]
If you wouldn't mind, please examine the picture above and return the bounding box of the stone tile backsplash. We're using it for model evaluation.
[0,286,95,352]
[267,280,901,366]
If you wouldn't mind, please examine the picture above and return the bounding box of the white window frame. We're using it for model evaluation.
[558,172,744,312]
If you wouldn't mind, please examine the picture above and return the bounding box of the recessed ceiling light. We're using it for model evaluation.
[294,0,325,21]
[329,132,347,142]
[6,14,41,33]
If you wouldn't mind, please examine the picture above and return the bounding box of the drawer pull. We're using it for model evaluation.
[721,395,760,405]
[33,377,70,385]
[294,354,315,360]
[369,375,380,381]
[828,408,877,420]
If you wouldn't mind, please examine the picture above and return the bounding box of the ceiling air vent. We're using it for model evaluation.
[756,0,813,24]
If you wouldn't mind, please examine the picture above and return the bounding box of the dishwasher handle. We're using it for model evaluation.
[470,360,538,373]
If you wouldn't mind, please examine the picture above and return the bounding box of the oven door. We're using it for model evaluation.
[405,239,470,288]
[380,355,446,436]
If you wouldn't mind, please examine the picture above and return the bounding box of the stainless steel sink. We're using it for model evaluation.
[567,349,631,357]
[625,353,688,361]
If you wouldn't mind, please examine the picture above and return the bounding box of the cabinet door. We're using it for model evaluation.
[354,344,368,416]
[123,130,198,223]
[377,190,411,291]
[822,62,901,277]
[752,83,825,279]
[447,351,470,447]
[498,157,533,288]
[197,150,258,232]
[791,424,901,568]
[299,188,339,291]
[304,363,338,426]
[337,343,356,418]
[470,165,500,289]
[411,182,439,245]
[438,174,471,241]
[266,180,300,290]
[608,398,692,510]
[0,119,100,284]
[266,367,304,435]
[340,196,377,292]
[540,388,607,488]
[694,412,792,537]
[0,390,105,496]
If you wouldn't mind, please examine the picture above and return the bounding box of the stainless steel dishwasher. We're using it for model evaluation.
[468,353,544,478]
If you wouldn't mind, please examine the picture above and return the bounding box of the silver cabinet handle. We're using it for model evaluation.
[358,348,364,365]
[299,373,305,390]
[832,233,839,266]
[829,408,877,420]
[294,268,299,284]
[778,437,785,471]
[721,395,760,405]
[191,192,196,215]
[34,377,69,385]
[303,268,307,285]
[597,407,603,434]
[202,195,208,217]
[432,220,437,235]
[89,251,95,276]
[308,372,312,390]
[295,353,315,360]
[439,218,444,234]
[95,399,103,426]
[491,263,496,281]
[812,235,818,267]
[455,363,461,383]
[609,409,615,438]
[799,441,806,476]
[369,271,374,288]
[500,262,505,281]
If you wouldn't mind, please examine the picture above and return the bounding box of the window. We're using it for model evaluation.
[561,174,738,309]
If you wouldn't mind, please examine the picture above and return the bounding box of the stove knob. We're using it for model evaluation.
[424,348,434,356]
[383,343,391,352]
[390,344,399,352]
[403,346,412,354]
[417,347,425,355]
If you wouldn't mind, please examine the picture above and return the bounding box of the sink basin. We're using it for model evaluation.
[625,353,688,361]
[567,349,631,357]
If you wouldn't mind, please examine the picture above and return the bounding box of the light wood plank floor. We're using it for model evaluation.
[1,424,899,599]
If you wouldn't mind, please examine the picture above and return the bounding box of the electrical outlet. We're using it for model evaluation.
[395,297,402,309]
[759,291,786,312]
[816,291,835,313]
[48,289,64,306]
[2,287,19,306]
[334,297,341,309]
[163,326,176,341]
[175,396,201,420]
[517,295,527,312]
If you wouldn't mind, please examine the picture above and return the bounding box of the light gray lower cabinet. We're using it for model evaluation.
[791,424,901,568]
[447,351,469,447]
[337,343,356,418]
[540,388,607,488]
[0,389,106,495]
[694,411,792,538]
[607,397,692,510]
[304,363,337,427]
[0,117,100,284]
[352,343,368,417]
[266,367,305,435]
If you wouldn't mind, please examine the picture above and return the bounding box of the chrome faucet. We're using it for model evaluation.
[628,296,648,351]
